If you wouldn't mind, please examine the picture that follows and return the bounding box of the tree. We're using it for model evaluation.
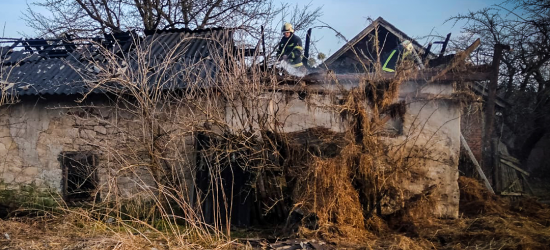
[23,0,322,40]
[450,0,550,164]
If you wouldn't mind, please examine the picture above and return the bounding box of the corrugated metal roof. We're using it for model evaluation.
[144,28,231,59]
[0,27,232,96]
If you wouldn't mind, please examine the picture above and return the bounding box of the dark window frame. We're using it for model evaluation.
[60,152,99,202]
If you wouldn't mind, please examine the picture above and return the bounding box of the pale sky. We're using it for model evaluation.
[0,0,504,56]
[305,0,504,55]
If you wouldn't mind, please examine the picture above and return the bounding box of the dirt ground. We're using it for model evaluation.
[1,176,550,250]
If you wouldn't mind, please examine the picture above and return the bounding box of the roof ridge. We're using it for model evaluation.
[324,17,426,66]
[144,27,227,36]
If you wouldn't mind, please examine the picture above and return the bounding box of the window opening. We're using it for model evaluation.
[60,152,98,202]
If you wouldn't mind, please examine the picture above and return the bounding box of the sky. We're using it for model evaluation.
[302,0,504,56]
[0,0,505,57]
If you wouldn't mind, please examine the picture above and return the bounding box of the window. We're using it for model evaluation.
[383,116,404,136]
[60,152,98,202]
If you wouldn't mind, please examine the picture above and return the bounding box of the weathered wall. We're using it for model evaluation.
[392,85,461,218]
[224,91,346,133]
[0,97,199,202]
[242,81,462,218]
[2,80,463,218]
[389,82,461,218]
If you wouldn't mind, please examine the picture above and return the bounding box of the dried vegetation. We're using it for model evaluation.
[1,30,550,250]
[2,177,550,249]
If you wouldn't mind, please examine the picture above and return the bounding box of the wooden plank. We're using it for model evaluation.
[521,174,535,196]
[500,154,520,164]
[460,134,495,194]
[484,44,510,185]
[501,178,520,193]
[500,158,523,193]
[495,153,502,192]
[429,39,481,83]
[500,191,524,196]
[470,83,508,108]
[500,159,530,176]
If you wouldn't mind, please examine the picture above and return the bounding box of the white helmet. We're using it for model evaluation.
[282,23,294,33]
[401,40,413,51]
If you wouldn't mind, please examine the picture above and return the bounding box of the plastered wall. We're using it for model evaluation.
[225,81,462,218]
[2,81,462,218]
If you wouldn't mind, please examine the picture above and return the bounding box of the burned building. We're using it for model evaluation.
[0,28,233,204]
[0,18,494,222]
[324,17,430,73]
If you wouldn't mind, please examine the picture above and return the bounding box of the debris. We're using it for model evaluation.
[4,233,9,240]
[18,84,32,90]
[105,217,114,224]
[269,239,332,250]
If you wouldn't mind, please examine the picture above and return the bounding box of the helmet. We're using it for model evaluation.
[401,40,413,51]
[282,23,294,33]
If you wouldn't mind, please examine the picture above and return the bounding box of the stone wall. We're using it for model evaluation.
[2,80,464,218]
[0,97,199,203]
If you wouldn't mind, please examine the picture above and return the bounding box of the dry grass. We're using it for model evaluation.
[3,181,549,250]
[0,211,250,250]
[5,23,548,250]
[0,215,164,250]
[281,58,440,246]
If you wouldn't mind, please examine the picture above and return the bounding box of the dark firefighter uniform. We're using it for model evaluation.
[276,23,304,67]
[382,40,414,72]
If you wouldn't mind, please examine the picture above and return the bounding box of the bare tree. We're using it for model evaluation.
[450,0,550,164]
[22,0,321,39]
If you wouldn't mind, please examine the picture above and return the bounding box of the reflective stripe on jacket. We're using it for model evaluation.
[382,45,414,72]
[276,34,303,67]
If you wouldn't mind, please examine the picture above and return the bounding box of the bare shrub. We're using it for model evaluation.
[41,23,466,248]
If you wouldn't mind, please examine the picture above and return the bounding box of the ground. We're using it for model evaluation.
[1,176,550,250]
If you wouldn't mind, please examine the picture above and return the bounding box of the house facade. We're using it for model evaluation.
[1,20,491,220]
[0,28,231,204]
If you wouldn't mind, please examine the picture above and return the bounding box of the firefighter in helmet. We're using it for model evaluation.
[276,23,304,68]
[382,40,415,72]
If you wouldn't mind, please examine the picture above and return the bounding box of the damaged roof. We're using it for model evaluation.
[0,27,233,96]
[324,17,431,73]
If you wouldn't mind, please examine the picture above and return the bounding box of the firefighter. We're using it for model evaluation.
[276,23,304,68]
[382,40,415,72]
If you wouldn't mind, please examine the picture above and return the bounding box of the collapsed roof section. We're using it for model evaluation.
[324,17,432,73]
[317,17,508,108]
[0,28,233,96]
